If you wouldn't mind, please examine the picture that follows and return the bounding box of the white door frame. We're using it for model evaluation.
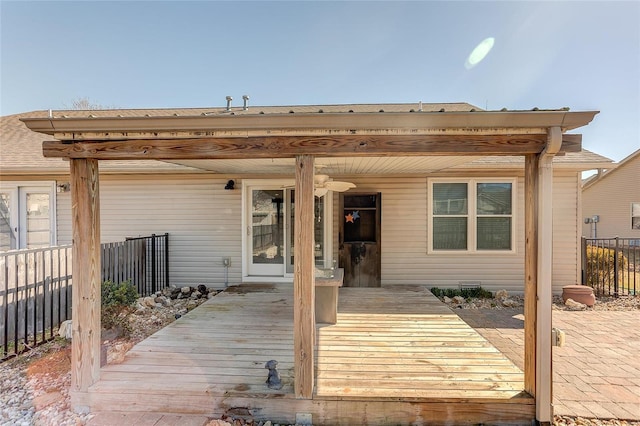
[241,179,333,282]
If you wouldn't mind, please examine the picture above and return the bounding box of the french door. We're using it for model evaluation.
[245,183,330,278]
[0,185,55,251]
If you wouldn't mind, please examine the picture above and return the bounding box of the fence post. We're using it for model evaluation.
[164,233,169,288]
[581,237,587,285]
[151,234,157,294]
[613,236,619,296]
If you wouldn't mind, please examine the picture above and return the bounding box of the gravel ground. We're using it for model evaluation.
[1,289,638,426]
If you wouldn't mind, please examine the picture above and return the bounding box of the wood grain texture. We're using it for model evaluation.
[69,159,101,410]
[88,284,533,424]
[293,155,315,399]
[42,134,582,159]
[524,154,538,398]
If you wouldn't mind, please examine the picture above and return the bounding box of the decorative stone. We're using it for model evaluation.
[443,296,452,304]
[58,320,72,339]
[197,284,207,294]
[452,296,465,304]
[495,289,508,300]
[562,285,595,307]
[501,298,519,308]
[564,298,587,311]
[142,296,156,308]
[181,286,191,294]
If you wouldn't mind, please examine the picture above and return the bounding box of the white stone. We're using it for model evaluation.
[181,286,191,294]
[501,298,519,308]
[564,298,587,311]
[58,320,72,340]
[443,296,452,304]
[142,296,156,308]
[495,289,508,300]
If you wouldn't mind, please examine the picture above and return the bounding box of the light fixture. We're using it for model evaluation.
[224,180,235,190]
[56,183,70,193]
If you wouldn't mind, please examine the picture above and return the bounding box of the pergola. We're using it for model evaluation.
[23,106,598,424]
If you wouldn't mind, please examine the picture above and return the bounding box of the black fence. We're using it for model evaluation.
[1,233,169,362]
[1,245,73,361]
[102,233,169,297]
[581,237,640,297]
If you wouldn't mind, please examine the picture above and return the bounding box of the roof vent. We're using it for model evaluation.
[242,95,249,110]
[418,101,423,112]
[225,96,233,111]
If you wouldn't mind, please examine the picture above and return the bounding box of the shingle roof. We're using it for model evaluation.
[0,112,202,175]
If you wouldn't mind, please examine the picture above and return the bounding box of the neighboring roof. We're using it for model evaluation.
[582,148,640,189]
[0,112,204,175]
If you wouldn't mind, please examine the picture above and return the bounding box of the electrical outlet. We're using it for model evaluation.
[222,257,231,267]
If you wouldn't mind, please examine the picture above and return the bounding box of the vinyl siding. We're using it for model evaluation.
[53,171,581,294]
[57,175,242,288]
[335,172,580,294]
[582,155,640,239]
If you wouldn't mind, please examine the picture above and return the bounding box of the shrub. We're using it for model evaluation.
[101,280,139,336]
[430,286,493,300]
[585,245,628,295]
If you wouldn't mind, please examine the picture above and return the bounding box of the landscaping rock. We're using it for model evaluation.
[495,289,509,300]
[452,296,465,304]
[564,298,587,311]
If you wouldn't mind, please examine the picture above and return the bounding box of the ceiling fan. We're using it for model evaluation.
[283,174,356,197]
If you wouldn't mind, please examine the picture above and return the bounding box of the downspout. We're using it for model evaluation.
[536,125,562,424]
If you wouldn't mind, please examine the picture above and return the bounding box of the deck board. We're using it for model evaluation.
[89,284,533,424]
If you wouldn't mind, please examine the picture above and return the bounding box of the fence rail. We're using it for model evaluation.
[1,245,73,361]
[102,233,169,297]
[1,233,169,362]
[581,237,640,297]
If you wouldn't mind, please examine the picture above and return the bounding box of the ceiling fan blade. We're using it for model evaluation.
[324,181,356,192]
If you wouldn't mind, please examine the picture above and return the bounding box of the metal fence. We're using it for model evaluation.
[102,233,169,297]
[581,237,640,296]
[1,233,169,362]
[1,245,73,361]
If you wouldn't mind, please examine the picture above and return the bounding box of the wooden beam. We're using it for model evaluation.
[69,158,101,413]
[293,154,315,399]
[42,134,582,160]
[524,154,538,398]
[535,127,561,423]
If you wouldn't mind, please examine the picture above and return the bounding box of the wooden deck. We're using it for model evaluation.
[89,284,534,425]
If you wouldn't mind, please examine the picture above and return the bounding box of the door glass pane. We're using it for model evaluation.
[433,217,467,250]
[287,191,326,274]
[252,190,284,265]
[477,183,512,215]
[0,193,16,250]
[477,217,511,250]
[26,193,50,248]
[433,183,467,214]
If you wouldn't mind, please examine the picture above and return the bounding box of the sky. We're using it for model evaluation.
[1,1,639,163]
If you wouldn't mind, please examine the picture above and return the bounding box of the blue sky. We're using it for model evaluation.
[1,1,639,162]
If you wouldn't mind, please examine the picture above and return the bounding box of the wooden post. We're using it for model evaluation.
[294,154,315,399]
[524,154,538,398]
[536,127,562,424]
[70,159,101,412]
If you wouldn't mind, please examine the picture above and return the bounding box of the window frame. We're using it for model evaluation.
[632,202,640,230]
[428,178,517,254]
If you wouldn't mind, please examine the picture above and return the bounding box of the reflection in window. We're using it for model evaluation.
[0,193,16,250]
[26,193,51,248]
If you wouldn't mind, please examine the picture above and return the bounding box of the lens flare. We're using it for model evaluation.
[465,37,495,69]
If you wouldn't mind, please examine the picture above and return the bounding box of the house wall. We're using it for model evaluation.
[582,155,640,239]
[337,171,581,294]
[54,171,581,293]
[56,175,243,288]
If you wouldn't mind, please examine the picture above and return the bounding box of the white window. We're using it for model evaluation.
[0,183,56,251]
[429,179,515,252]
[632,202,640,230]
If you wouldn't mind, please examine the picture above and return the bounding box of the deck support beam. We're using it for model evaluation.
[524,154,538,397]
[535,127,562,424]
[293,154,316,399]
[69,158,102,413]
